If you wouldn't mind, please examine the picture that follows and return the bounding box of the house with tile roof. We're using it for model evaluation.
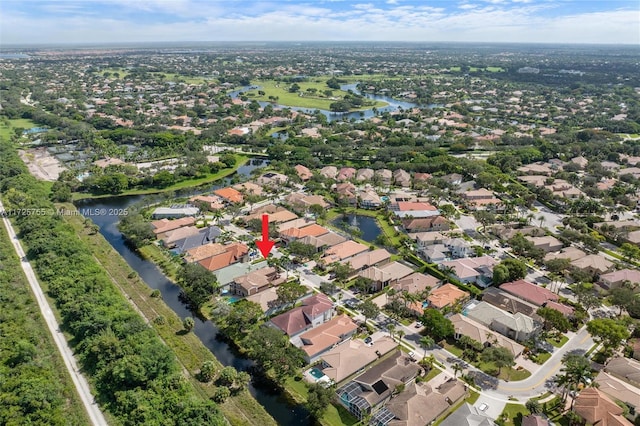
[449,314,524,357]
[599,268,640,290]
[373,379,467,426]
[594,371,640,417]
[151,205,200,219]
[214,187,243,204]
[466,301,540,342]
[393,169,412,187]
[358,261,415,292]
[318,336,397,384]
[438,403,495,426]
[280,223,329,243]
[570,254,615,277]
[343,248,392,274]
[231,266,285,297]
[356,168,374,182]
[375,169,393,185]
[320,166,338,179]
[151,216,197,235]
[573,388,633,426]
[171,226,222,253]
[402,216,450,232]
[159,226,201,246]
[294,164,313,181]
[440,256,497,286]
[297,315,358,363]
[392,272,440,295]
[298,232,348,252]
[337,350,421,421]
[427,284,470,310]
[269,293,335,337]
[197,242,249,272]
[499,280,558,307]
[604,357,640,388]
[285,193,330,211]
[525,236,564,253]
[321,240,369,265]
[481,287,542,322]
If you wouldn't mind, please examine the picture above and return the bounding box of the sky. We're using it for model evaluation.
[1,0,639,45]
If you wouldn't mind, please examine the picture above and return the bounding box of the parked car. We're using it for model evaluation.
[415,321,423,328]
[364,337,373,346]
[478,403,488,412]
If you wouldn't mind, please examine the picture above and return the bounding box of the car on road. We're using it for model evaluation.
[478,403,488,412]
[408,351,416,360]
[364,337,373,346]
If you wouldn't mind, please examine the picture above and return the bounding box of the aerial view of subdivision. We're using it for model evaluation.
[1,0,639,425]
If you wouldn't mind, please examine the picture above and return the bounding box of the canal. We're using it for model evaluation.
[76,159,311,425]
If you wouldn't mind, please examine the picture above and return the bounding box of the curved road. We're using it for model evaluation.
[0,200,108,426]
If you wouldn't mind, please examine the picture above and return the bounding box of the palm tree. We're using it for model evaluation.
[452,363,463,378]
[387,323,396,340]
[537,215,546,228]
[397,329,405,344]
[419,336,435,359]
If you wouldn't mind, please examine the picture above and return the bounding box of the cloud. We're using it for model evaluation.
[1,1,638,45]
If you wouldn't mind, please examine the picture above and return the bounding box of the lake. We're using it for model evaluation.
[333,214,383,243]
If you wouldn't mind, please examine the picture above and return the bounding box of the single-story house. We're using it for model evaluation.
[214,187,243,204]
[440,256,497,287]
[481,287,542,322]
[570,254,615,276]
[343,248,392,274]
[391,272,440,295]
[280,223,329,243]
[321,240,369,265]
[171,226,221,254]
[438,403,495,426]
[402,216,450,233]
[604,357,640,388]
[256,172,288,187]
[151,217,196,235]
[298,232,348,252]
[294,164,313,181]
[595,371,640,416]
[423,245,448,264]
[197,242,249,272]
[320,166,338,180]
[393,169,411,187]
[544,246,587,262]
[525,236,563,253]
[286,193,330,211]
[599,269,640,291]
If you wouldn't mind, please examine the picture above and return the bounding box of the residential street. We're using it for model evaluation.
[0,200,108,426]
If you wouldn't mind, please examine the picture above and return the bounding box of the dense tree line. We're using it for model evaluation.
[0,223,88,425]
[0,139,226,425]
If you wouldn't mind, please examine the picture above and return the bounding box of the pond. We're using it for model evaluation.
[333,214,383,243]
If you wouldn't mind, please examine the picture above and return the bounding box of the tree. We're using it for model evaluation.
[199,361,216,382]
[620,243,640,261]
[480,346,515,377]
[452,363,463,378]
[387,323,396,340]
[212,386,231,403]
[306,383,333,420]
[217,300,263,341]
[179,263,219,310]
[243,327,306,384]
[610,286,636,315]
[331,262,354,283]
[545,258,571,274]
[276,280,307,307]
[50,181,72,202]
[288,241,317,259]
[319,281,338,295]
[353,276,374,294]
[537,307,570,334]
[183,316,195,332]
[587,318,630,351]
[573,282,602,311]
[358,299,380,325]
[419,336,435,359]
[556,353,594,407]
[217,366,238,387]
[492,258,527,285]
[473,210,496,232]
[525,399,541,414]
[421,309,454,342]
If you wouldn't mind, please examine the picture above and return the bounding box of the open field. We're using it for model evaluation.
[19,147,66,181]
[97,68,212,84]
[0,118,38,140]
[243,79,387,111]
[63,206,277,426]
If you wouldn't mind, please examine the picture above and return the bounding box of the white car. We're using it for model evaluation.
[408,351,416,360]
[478,403,488,412]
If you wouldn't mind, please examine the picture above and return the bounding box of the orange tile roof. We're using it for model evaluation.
[427,283,470,309]
[197,243,248,271]
[151,217,196,234]
[214,187,243,203]
[281,224,329,239]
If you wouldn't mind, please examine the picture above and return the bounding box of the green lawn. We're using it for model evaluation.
[284,377,358,426]
[73,154,249,200]
[242,79,387,111]
[498,403,530,426]
[546,335,569,348]
[530,351,552,364]
[0,118,38,140]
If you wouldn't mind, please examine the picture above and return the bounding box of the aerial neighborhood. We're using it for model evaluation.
[0,39,639,426]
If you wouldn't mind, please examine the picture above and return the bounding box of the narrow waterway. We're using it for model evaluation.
[76,160,310,425]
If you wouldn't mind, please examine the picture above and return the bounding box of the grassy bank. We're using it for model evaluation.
[73,154,249,200]
[63,205,277,426]
[0,117,38,139]
[243,79,387,111]
[0,220,90,425]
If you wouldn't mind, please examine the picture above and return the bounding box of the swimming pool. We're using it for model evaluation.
[309,368,325,380]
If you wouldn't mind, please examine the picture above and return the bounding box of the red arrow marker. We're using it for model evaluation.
[255,214,275,258]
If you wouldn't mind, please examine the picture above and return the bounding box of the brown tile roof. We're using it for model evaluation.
[320,337,397,383]
[270,293,334,336]
[160,226,201,245]
[294,164,313,180]
[322,240,369,264]
[184,242,227,263]
[393,272,440,294]
[299,315,358,357]
[281,224,329,239]
[385,380,467,426]
[573,388,632,426]
[344,248,392,271]
[197,243,248,272]
[450,314,524,357]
